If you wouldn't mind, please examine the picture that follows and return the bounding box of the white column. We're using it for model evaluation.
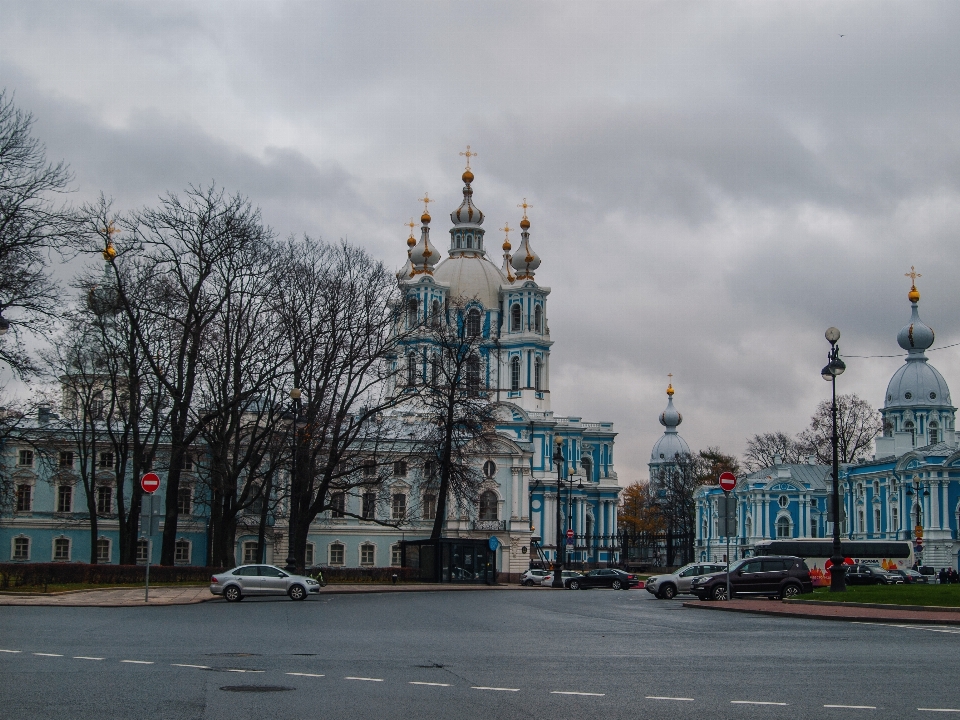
[511,468,520,519]
[521,470,530,519]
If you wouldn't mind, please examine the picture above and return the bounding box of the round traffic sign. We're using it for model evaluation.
[566,529,574,539]
[718,472,737,492]
[140,472,161,494]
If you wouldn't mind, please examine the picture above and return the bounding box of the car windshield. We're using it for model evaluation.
[727,558,750,572]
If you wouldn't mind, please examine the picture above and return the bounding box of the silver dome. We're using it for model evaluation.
[884,357,952,409]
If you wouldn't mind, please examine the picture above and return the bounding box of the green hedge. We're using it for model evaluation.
[0,563,224,589]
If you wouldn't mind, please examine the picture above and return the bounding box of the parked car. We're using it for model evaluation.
[520,569,550,586]
[567,568,640,590]
[690,556,813,601]
[917,566,940,583]
[845,564,904,585]
[896,568,928,584]
[645,563,728,600]
[540,570,583,587]
[210,564,321,602]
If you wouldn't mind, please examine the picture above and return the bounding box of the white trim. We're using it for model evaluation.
[11,534,30,561]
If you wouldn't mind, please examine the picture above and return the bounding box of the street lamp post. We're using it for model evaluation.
[552,438,565,588]
[284,388,303,572]
[822,327,847,592]
[905,477,928,566]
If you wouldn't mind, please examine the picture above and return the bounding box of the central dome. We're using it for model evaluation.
[884,359,952,410]
[433,254,506,309]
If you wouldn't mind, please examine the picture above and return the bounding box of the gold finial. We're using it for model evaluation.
[500,222,513,252]
[406,218,416,247]
[518,198,532,230]
[666,373,674,396]
[906,266,921,302]
[101,222,119,260]
[419,193,434,224]
[460,145,477,170]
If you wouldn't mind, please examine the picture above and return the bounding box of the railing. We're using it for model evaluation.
[472,520,506,531]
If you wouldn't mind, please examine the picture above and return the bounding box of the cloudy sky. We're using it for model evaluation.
[4,1,960,485]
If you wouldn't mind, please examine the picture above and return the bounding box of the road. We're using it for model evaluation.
[1,587,958,719]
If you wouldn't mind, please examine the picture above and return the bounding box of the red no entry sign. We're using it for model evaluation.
[718,472,736,492]
[566,529,574,539]
[140,472,160,494]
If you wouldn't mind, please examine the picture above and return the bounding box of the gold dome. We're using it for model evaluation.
[421,211,431,224]
[666,383,675,396]
[102,244,117,261]
[502,240,511,252]
[909,284,920,303]
[520,216,530,230]
[407,235,416,248]
[462,169,474,184]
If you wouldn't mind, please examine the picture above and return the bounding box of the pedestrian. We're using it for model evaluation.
[939,568,948,585]
[951,569,959,584]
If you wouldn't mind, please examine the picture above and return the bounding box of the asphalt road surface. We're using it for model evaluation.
[2,587,959,719]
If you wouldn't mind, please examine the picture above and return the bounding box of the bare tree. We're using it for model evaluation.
[797,393,882,465]
[743,431,806,472]
[0,90,76,376]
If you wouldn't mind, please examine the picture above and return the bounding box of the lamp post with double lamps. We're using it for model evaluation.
[284,388,304,571]
[822,327,847,592]
[552,438,566,588]
[905,477,929,564]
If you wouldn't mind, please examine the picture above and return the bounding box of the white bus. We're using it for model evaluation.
[753,539,914,588]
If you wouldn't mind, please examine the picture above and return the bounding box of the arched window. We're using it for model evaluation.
[511,303,522,332]
[534,305,542,333]
[431,355,440,385]
[479,490,498,521]
[467,355,481,396]
[456,233,462,249]
[858,510,865,534]
[466,234,473,249]
[467,308,481,337]
[891,506,899,530]
[407,298,418,328]
[431,299,441,328]
[510,356,521,391]
[874,507,881,533]
[904,421,915,446]
[929,421,939,445]
[776,516,790,538]
[581,457,592,480]
[534,358,542,391]
[407,352,417,386]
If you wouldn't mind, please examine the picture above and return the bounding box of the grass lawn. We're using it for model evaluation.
[796,583,960,607]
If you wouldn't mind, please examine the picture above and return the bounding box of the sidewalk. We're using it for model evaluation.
[682,597,960,625]
[0,583,524,607]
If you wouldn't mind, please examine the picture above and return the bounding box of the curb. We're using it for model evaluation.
[786,599,960,614]
[681,601,960,626]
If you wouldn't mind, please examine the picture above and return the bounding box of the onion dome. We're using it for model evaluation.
[450,171,484,226]
[659,384,682,428]
[499,223,516,283]
[511,210,540,280]
[650,381,690,466]
[410,202,440,276]
[897,279,934,354]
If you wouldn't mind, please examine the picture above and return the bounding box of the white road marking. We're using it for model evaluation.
[172,664,210,669]
[73,656,104,661]
[551,691,605,697]
[0,649,22,653]
[471,686,519,692]
[919,710,960,714]
[853,622,960,635]
[410,681,451,687]
[647,696,694,701]
[286,672,325,678]
[345,676,383,682]
[33,653,62,657]
[120,660,153,664]
[824,705,876,709]
[224,669,263,673]
[731,700,789,706]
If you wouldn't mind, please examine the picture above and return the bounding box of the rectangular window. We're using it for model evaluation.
[392,493,406,521]
[98,452,113,469]
[136,539,149,564]
[57,485,73,513]
[892,507,899,530]
[362,460,376,478]
[174,539,191,564]
[810,517,817,538]
[305,543,315,567]
[53,538,70,561]
[17,449,33,467]
[243,541,259,564]
[330,492,345,518]
[391,544,402,567]
[13,537,29,560]
[875,508,882,534]
[177,487,192,515]
[96,486,113,514]
[329,543,344,566]
[96,538,110,563]
[422,494,437,521]
[360,544,375,566]
[393,460,407,477]
[15,485,31,512]
[362,492,376,520]
[59,451,74,468]
[180,453,194,471]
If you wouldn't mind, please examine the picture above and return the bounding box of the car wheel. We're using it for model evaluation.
[224,585,242,602]
[780,583,801,600]
[659,584,677,600]
[568,580,581,590]
[288,584,307,601]
[522,579,533,586]
[611,579,623,590]
[712,585,728,601]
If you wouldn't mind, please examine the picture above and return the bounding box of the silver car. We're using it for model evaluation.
[645,563,728,599]
[210,564,321,601]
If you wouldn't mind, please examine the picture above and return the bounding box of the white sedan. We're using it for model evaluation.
[540,570,584,587]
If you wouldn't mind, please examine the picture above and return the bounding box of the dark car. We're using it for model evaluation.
[896,568,928,584]
[690,556,813,601]
[567,568,640,590]
[845,564,904,585]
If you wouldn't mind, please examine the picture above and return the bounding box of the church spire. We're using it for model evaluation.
[410,194,439,275]
[511,199,540,280]
[897,266,934,355]
[500,222,516,283]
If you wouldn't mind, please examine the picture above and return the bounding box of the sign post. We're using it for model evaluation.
[140,473,161,602]
[718,472,737,601]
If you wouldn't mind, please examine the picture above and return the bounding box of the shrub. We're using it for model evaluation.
[0,563,226,589]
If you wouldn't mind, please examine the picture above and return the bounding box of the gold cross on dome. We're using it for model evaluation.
[459,145,477,170]
[406,218,416,235]
[517,198,533,218]
[102,222,119,238]
[668,373,673,380]
[418,193,434,214]
[905,266,922,286]
[500,222,513,238]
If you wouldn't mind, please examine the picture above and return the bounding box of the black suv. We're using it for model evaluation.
[845,564,904,585]
[690,556,813,601]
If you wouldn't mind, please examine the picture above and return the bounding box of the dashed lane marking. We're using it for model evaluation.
[647,696,694,701]
[286,673,325,678]
[120,660,153,665]
[33,653,62,657]
[345,677,383,682]
[824,705,876,710]
[472,686,520,692]
[732,701,789,706]
[853,622,960,635]
[0,649,21,653]
[551,691,605,697]
[172,664,210,669]
[919,710,960,714]
[410,681,451,687]
[224,669,263,673]
[73,657,104,661]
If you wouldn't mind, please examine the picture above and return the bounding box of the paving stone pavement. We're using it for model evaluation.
[683,596,960,625]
